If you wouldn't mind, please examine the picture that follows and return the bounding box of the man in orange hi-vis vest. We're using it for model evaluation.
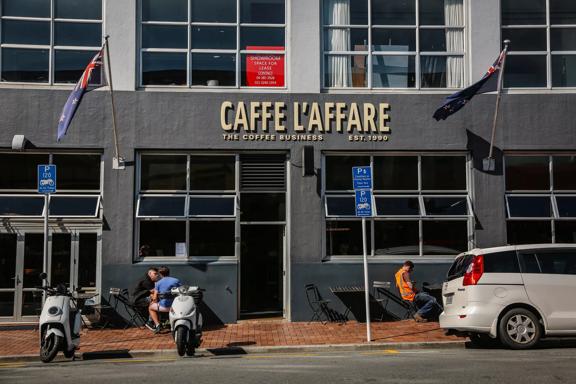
[395,261,442,322]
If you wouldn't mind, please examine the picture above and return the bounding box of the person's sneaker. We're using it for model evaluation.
[413,313,428,323]
[153,324,162,334]
[145,320,156,331]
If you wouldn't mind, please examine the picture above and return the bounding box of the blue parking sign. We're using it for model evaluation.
[355,189,372,217]
[38,164,56,194]
[352,166,372,190]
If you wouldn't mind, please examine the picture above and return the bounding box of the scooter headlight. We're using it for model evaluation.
[178,286,187,295]
[47,306,61,316]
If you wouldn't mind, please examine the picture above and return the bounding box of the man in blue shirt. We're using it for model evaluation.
[147,266,181,333]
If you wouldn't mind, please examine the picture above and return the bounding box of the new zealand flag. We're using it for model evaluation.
[432,48,507,121]
[57,47,105,141]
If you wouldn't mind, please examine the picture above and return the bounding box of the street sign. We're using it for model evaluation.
[355,189,373,217]
[38,164,56,194]
[352,166,372,190]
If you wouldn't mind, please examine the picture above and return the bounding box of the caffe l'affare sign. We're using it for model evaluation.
[220,101,390,142]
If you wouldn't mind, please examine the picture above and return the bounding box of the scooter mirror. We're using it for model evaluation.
[39,272,47,280]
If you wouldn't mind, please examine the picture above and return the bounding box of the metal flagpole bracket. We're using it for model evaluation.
[113,156,126,170]
[482,157,495,172]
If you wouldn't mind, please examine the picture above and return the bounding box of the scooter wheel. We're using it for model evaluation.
[40,334,62,363]
[175,326,187,357]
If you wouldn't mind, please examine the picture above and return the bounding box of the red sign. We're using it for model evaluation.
[245,46,284,87]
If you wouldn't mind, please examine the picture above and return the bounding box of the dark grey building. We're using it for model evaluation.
[1,0,575,324]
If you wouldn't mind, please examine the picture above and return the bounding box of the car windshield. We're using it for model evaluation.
[446,254,474,281]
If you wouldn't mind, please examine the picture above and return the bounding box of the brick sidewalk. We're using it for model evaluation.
[0,320,461,356]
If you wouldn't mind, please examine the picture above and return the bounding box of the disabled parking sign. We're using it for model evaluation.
[38,165,56,194]
[355,189,373,217]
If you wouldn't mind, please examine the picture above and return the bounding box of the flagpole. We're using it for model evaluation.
[104,35,125,170]
[484,40,510,171]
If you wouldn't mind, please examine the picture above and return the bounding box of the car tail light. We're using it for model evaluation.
[463,255,484,286]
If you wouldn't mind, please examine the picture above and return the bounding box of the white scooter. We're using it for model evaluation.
[169,285,204,357]
[37,272,82,363]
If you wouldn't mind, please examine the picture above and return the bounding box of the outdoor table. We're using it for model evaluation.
[329,285,371,322]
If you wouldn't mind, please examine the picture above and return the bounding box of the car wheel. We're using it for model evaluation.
[498,308,541,350]
[468,333,500,348]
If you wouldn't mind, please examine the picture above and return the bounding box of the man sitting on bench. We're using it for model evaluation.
[147,266,181,333]
[395,260,442,322]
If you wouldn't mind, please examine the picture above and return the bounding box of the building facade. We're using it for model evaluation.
[1,0,575,324]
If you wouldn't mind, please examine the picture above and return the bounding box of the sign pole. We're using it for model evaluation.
[362,217,371,342]
[38,164,56,305]
[42,193,49,304]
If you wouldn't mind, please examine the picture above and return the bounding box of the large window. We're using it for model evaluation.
[0,152,102,218]
[324,154,471,257]
[0,0,102,84]
[140,0,286,88]
[505,155,576,244]
[501,0,576,88]
[322,0,465,89]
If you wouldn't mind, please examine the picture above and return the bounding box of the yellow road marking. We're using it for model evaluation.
[0,363,26,368]
[360,349,400,355]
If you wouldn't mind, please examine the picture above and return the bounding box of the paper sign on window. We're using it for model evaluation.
[175,242,187,257]
[245,46,284,87]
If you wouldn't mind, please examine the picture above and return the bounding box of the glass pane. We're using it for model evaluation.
[55,0,101,19]
[192,26,236,49]
[422,220,467,255]
[1,20,50,45]
[521,253,541,273]
[508,196,552,217]
[142,52,187,86]
[190,156,235,190]
[419,0,445,25]
[375,197,420,215]
[550,0,576,24]
[550,28,576,51]
[504,55,547,88]
[325,156,370,190]
[138,196,186,216]
[50,197,99,216]
[420,29,446,52]
[508,221,551,244]
[189,197,235,216]
[505,156,549,190]
[51,233,71,287]
[553,55,576,87]
[240,193,285,221]
[142,0,187,21]
[139,221,186,257]
[326,220,366,255]
[324,28,368,51]
[326,55,368,87]
[0,154,49,189]
[0,234,17,289]
[242,53,285,87]
[535,252,576,274]
[241,0,285,24]
[192,0,236,22]
[501,0,546,25]
[323,0,368,25]
[483,251,520,273]
[372,55,415,88]
[2,0,50,17]
[140,155,187,190]
[554,156,576,190]
[189,221,234,256]
[192,54,236,87]
[374,221,419,255]
[0,292,14,317]
[241,27,285,50]
[55,50,102,84]
[372,29,415,51]
[23,233,44,288]
[421,156,466,190]
[326,196,356,216]
[55,22,101,47]
[557,197,576,217]
[52,154,101,190]
[421,56,446,88]
[21,291,43,316]
[373,156,418,190]
[78,233,97,288]
[424,197,468,216]
[142,25,187,49]
[501,28,546,52]
[1,48,49,83]
[556,221,576,243]
[372,0,415,25]
[0,197,44,216]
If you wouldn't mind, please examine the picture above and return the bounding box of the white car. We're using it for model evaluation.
[440,244,576,349]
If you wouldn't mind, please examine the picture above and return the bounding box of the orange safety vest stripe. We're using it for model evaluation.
[395,268,415,301]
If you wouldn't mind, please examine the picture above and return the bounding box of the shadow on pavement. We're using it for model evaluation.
[81,349,133,360]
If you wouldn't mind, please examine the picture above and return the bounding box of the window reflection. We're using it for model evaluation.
[192,0,236,22]
[142,52,187,86]
[1,48,49,83]
[1,20,50,45]
[139,221,186,257]
[55,50,101,84]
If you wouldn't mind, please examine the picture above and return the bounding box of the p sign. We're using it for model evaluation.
[355,189,373,217]
[352,166,372,190]
[38,164,56,194]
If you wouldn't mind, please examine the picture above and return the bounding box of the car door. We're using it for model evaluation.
[519,248,576,332]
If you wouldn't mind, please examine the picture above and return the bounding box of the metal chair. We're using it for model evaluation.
[305,284,331,324]
[372,281,393,321]
[112,288,148,329]
[393,284,418,319]
[84,288,117,328]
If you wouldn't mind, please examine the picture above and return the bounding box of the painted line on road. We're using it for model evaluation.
[360,349,400,355]
[0,362,26,369]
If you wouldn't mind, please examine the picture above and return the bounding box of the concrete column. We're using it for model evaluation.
[105,0,136,91]
[289,0,321,93]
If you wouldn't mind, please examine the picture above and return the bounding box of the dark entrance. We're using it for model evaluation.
[240,225,284,317]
